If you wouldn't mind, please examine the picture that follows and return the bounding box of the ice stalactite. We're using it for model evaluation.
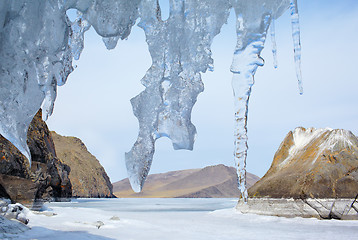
[68,11,91,61]
[231,13,272,203]
[125,0,231,192]
[230,0,295,202]
[290,0,303,94]
[270,19,278,69]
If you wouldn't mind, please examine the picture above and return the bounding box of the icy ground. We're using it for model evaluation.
[5,198,358,240]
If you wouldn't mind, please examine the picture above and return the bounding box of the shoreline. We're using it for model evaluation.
[236,198,358,220]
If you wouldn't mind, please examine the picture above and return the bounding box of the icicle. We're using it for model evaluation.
[289,0,303,95]
[102,36,120,50]
[231,12,272,203]
[270,19,278,69]
[69,11,91,61]
[232,71,251,203]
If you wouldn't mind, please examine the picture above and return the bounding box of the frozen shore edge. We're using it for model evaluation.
[236,198,358,220]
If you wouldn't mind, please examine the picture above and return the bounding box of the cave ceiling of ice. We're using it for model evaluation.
[0,0,302,198]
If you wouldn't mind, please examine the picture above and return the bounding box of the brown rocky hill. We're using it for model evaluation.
[249,127,358,199]
[113,164,259,198]
[51,132,113,198]
[0,110,72,209]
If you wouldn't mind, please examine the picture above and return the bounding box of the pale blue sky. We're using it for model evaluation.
[47,1,358,183]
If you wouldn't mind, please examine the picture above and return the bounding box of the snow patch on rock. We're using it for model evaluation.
[280,127,358,168]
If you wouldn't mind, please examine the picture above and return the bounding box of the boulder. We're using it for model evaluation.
[0,199,30,237]
[1,202,30,224]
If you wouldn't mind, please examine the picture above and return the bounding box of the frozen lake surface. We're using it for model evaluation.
[8,198,358,239]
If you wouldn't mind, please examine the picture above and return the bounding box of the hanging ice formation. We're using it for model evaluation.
[0,0,141,162]
[125,0,231,192]
[0,0,301,199]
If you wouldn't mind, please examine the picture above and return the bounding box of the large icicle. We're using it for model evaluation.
[230,0,291,202]
[231,13,272,203]
[125,0,231,192]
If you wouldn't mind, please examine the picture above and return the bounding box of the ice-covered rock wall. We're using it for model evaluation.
[0,0,301,200]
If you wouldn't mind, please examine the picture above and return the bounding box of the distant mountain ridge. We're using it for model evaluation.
[113,164,259,198]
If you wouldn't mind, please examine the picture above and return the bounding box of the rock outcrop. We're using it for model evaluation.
[51,132,113,198]
[113,164,260,198]
[249,127,358,199]
[0,110,72,209]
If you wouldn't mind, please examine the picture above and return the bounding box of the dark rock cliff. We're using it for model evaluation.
[0,110,72,209]
[51,132,114,198]
[249,127,358,199]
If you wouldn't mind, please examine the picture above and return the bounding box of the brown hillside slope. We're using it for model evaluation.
[113,164,259,198]
[51,132,113,198]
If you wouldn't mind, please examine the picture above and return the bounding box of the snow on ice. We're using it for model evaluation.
[3,199,358,240]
